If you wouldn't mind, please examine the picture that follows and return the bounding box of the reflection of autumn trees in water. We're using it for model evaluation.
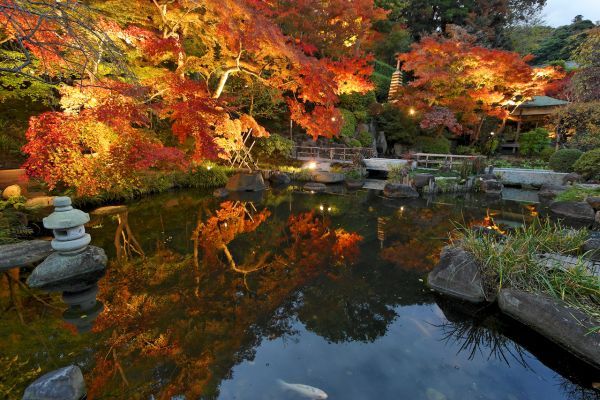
[379,206,456,271]
[86,201,362,399]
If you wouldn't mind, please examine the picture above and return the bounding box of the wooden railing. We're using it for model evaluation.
[413,153,486,168]
[293,146,377,163]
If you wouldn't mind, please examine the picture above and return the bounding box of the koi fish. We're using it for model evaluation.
[278,379,328,399]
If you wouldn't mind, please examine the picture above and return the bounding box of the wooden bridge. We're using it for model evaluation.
[293,146,377,163]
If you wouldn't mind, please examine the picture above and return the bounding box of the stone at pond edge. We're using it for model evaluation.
[498,289,600,368]
[23,365,86,400]
[584,237,600,262]
[538,184,566,203]
[481,179,503,195]
[550,201,595,227]
[562,172,583,185]
[413,173,434,189]
[225,172,266,192]
[2,184,21,199]
[27,245,107,293]
[0,240,53,271]
[427,246,486,303]
[345,179,364,190]
[311,171,345,184]
[303,182,327,193]
[90,205,128,216]
[383,183,419,198]
[586,196,600,211]
[213,187,229,198]
[269,171,291,186]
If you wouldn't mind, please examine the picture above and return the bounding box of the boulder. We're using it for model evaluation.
[23,365,86,400]
[562,172,583,185]
[24,196,55,209]
[413,173,434,189]
[481,179,503,195]
[269,171,291,186]
[550,201,596,227]
[311,171,345,184]
[498,289,600,368]
[584,236,600,262]
[427,246,486,303]
[2,184,22,199]
[538,184,566,204]
[586,196,600,211]
[225,172,266,192]
[0,240,53,272]
[303,182,327,193]
[213,188,229,198]
[383,183,419,198]
[345,179,364,190]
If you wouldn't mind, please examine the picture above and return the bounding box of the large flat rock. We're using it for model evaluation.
[550,201,595,227]
[0,240,52,271]
[427,246,486,303]
[498,289,600,368]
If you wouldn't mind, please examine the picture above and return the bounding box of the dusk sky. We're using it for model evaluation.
[542,0,600,26]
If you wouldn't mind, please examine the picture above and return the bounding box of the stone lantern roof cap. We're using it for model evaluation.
[43,196,90,229]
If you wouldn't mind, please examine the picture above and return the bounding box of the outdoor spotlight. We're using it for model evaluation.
[319,205,324,211]
[207,165,213,170]
[307,161,317,170]
[409,108,415,116]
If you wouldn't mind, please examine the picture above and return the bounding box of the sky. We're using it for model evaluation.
[542,0,600,27]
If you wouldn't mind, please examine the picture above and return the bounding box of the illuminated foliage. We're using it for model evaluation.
[394,27,560,139]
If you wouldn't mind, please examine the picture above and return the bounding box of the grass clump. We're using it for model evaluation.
[555,186,600,202]
[455,220,598,323]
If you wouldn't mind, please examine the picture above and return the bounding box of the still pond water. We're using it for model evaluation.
[2,186,599,399]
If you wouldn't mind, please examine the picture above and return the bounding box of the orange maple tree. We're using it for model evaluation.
[393,26,561,140]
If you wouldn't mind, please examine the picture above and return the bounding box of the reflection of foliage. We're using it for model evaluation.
[80,203,365,398]
[380,206,452,270]
[437,318,529,367]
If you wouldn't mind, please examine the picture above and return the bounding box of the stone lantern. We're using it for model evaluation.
[27,197,107,333]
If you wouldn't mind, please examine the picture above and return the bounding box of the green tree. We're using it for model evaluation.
[533,16,596,64]
[375,104,418,145]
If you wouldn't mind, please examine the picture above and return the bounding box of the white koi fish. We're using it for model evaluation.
[278,379,328,399]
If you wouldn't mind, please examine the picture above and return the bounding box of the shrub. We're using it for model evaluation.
[573,148,600,180]
[540,147,556,161]
[338,91,377,113]
[518,128,550,156]
[414,136,451,154]
[387,164,410,183]
[178,165,232,189]
[340,108,357,138]
[356,129,373,147]
[548,148,583,172]
[252,134,294,162]
[347,138,362,148]
[455,145,478,155]
[479,137,499,156]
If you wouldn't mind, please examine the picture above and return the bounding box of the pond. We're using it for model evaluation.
[2,186,598,400]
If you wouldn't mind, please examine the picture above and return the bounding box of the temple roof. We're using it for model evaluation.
[519,96,569,108]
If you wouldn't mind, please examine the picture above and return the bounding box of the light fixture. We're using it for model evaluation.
[409,108,415,116]
[206,165,213,170]
[331,117,337,122]
[307,161,317,170]
[319,205,324,211]
[490,132,495,136]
